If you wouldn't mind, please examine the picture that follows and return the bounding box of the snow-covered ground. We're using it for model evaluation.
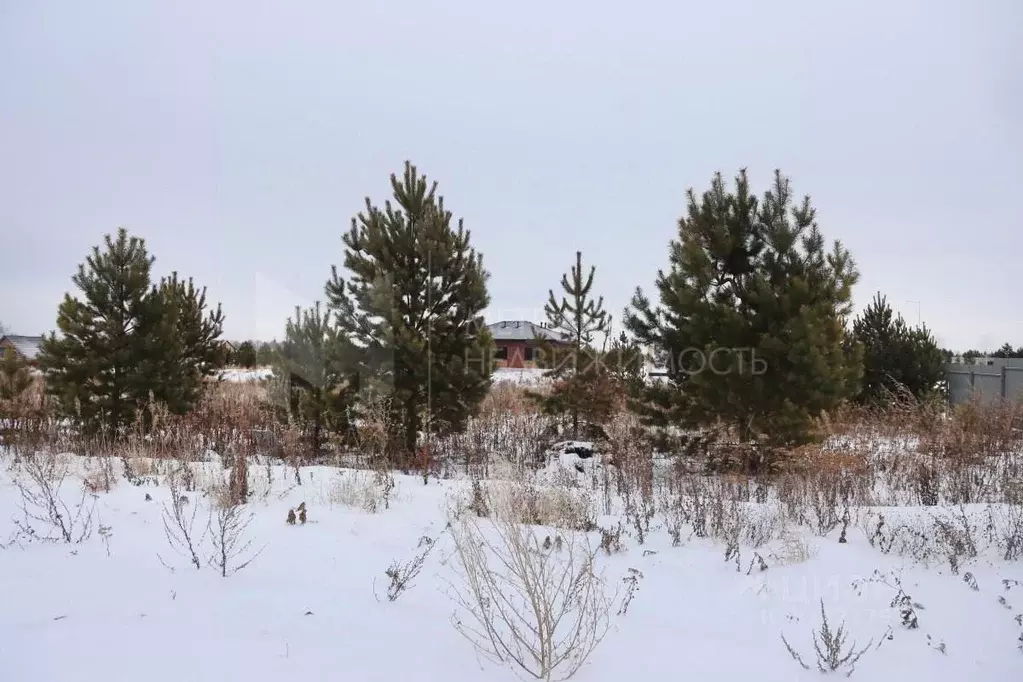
[0,455,1020,682]
[217,367,274,382]
[217,367,546,386]
[492,367,549,386]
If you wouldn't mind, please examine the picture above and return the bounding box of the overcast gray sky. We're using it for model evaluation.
[2,0,1020,351]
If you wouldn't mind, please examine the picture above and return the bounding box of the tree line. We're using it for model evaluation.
[2,163,970,470]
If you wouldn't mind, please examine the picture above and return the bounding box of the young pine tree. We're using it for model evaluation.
[37,229,224,433]
[272,303,356,455]
[625,170,861,462]
[38,229,158,433]
[255,341,278,367]
[144,272,226,416]
[601,331,647,397]
[325,162,491,464]
[532,251,612,439]
[852,293,945,403]
[234,341,258,368]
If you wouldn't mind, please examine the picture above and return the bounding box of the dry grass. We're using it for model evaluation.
[324,469,396,513]
[770,524,818,565]
[456,480,597,533]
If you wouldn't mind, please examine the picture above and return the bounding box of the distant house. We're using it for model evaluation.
[0,335,44,366]
[486,320,569,369]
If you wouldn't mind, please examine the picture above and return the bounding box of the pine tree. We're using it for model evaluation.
[234,341,257,368]
[531,251,612,439]
[544,251,609,367]
[625,170,861,462]
[852,293,945,402]
[601,331,647,396]
[272,303,356,454]
[38,228,158,433]
[325,162,491,464]
[0,346,32,401]
[255,342,278,367]
[145,272,226,415]
[991,343,1023,359]
[962,349,984,365]
[37,228,224,434]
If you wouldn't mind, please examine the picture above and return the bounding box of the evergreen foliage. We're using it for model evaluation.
[255,342,278,367]
[991,343,1023,359]
[530,251,613,439]
[0,346,32,401]
[324,162,491,463]
[961,349,984,365]
[146,272,226,415]
[36,228,224,434]
[625,170,861,458]
[852,293,945,403]
[233,341,258,368]
[600,331,647,396]
[271,303,356,454]
[542,251,609,368]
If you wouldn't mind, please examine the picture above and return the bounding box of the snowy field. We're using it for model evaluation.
[1,451,1020,682]
[218,367,274,382]
[217,367,547,386]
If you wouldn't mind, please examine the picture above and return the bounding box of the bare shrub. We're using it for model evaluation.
[989,503,1023,561]
[621,489,654,545]
[598,522,624,555]
[207,497,263,577]
[853,570,922,630]
[159,466,208,570]
[660,492,687,547]
[930,505,979,573]
[860,512,937,563]
[349,392,403,468]
[12,454,95,544]
[617,567,643,616]
[432,383,551,475]
[781,600,872,676]
[82,456,117,494]
[448,515,613,681]
[468,478,490,517]
[770,525,817,566]
[383,535,435,602]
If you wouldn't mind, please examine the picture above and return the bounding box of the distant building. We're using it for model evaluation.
[948,356,1023,369]
[0,335,44,366]
[486,320,569,369]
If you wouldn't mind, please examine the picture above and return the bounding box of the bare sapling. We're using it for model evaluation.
[13,453,95,544]
[207,497,263,577]
[159,466,208,570]
[448,514,613,681]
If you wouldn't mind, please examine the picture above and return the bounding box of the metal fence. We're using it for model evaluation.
[946,363,1023,405]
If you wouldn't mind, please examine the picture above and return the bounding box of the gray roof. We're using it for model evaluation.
[487,320,568,342]
[0,335,43,360]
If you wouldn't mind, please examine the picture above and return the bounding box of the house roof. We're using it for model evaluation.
[486,320,568,342]
[0,335,44,361]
